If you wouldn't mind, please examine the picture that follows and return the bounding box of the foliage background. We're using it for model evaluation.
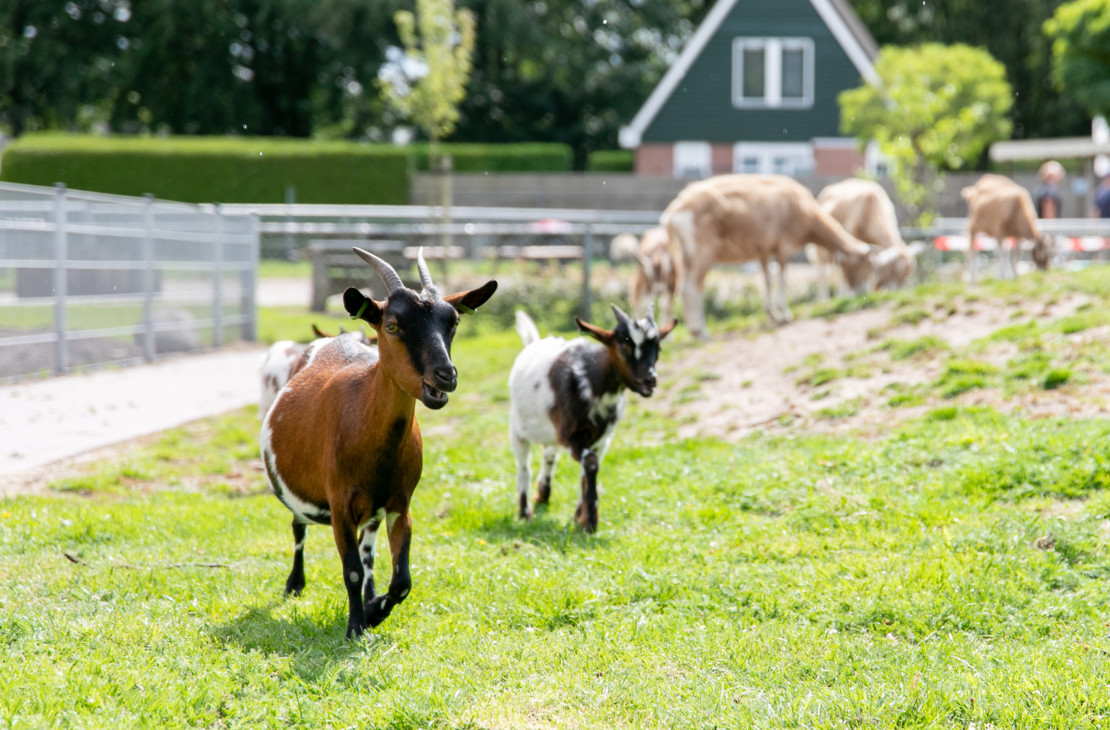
[0,0,1093,170]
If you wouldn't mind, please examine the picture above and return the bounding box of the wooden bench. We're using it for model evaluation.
[306,240,409,312]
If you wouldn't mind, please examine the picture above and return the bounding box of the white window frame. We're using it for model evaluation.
[673,141,712,179]
[732,37,815,109]
[732,142,814,177]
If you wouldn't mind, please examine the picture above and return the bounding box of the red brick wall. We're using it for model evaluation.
[711,144,733,175]
[636,144,674,176]
[813,145,864,176]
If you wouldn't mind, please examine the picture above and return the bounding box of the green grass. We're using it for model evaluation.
[9,269,1110,726]
[5,388,1110,726]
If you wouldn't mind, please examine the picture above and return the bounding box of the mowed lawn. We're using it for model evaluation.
[4,269,1110,727]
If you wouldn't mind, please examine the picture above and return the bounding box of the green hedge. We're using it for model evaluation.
[586,149,634,172]
[0,136,577,202]
[407,142,573,172]
[0,135,412,204]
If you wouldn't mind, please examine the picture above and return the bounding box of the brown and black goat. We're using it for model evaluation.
[260,248,497,638]
[508,305,676,532]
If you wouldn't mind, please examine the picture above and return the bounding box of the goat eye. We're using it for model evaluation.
[385,323,399,335]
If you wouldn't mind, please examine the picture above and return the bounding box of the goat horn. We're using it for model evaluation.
[353,247,404,296]
[416,247,435,291]
[610,303,631,325]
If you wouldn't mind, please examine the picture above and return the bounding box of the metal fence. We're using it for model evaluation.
[0,182,259,382]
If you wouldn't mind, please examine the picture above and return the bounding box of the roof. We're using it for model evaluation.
[619,0,879,149]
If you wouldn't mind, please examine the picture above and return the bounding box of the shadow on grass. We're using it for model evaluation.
[472,510,612,552]
[210,598,397,682]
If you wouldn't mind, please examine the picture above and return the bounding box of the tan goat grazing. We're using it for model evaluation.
[662,174,872,334]
[807,178,918,299]
[628,227,679,324]
[961,174,1052,283]
[260,248,497,638]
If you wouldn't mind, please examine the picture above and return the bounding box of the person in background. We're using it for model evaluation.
[1096,173,1110,219]
[1033,160,1065,218]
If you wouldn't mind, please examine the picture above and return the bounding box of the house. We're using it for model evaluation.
[619,0,880,179]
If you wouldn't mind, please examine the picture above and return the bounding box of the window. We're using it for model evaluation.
[673,141,712,179]
[732,37,814,109]
[733,143,814,177]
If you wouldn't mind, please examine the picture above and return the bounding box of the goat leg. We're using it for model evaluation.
[573,449,601,533]
[284,520,307,596]
[334,521,368,638]
[366,511,413,627]
[534,446,559,507]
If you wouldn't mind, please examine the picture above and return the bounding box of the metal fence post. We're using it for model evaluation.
[241,213,260,342]
[52,184,68,375]
[213,204,224,348]
[581,222,594,321]
[141,194,156,362]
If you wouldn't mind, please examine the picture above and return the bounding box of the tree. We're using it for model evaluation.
[840,43,1013,221]
[1045,0,1110,120]
[849,0,1088,142]
[379,0,475,162]
[454,0,710,168]
[0,0,130,136]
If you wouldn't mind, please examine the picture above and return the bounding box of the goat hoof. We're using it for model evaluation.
[365,596,393,627]
[284,579,305,597]
[518,494,533,520]
[346,618,367,639]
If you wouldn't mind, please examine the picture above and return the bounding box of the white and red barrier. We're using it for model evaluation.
[933,235,1110,252]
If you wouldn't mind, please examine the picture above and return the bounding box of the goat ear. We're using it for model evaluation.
[343,287,383,328]
[575,318,613,344]
[658,319,678,340]
[443,280,498,314]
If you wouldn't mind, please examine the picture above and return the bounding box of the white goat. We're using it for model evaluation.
[961,174,1052,283]
[629,226,679,324]
[807,178,920,299]
[662,174,871,333]
[508,306,675,532]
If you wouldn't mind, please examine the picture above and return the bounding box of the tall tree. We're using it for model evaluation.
[1045,0,1110,120]
[840,43,1013,221]
[379,0,476,161]
[453,0,710,168]
[848,0,1087,142]
[0,0,129,136]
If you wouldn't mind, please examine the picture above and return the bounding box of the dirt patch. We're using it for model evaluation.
[647,291,1107,441]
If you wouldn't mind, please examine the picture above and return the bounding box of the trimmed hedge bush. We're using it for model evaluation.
[0,135,412,204]
[586,149,634,172]
[407,142,573,172]
[0,136,575,204]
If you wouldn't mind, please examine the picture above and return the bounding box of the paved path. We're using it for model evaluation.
[0,278,311,488]
[0,345,267,482]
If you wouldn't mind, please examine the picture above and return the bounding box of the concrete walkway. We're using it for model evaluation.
[0,344,267,483]
[0,276,313,489]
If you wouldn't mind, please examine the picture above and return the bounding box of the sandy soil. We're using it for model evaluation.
[645,288,1109,441]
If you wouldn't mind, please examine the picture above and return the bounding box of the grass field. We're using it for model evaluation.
[4,268,1110,727]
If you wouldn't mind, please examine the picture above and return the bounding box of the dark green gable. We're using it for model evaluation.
[643,0,864,143]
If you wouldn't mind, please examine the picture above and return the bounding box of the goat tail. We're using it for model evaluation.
[514,310,541,347]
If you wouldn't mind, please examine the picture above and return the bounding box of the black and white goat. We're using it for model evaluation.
[260,248,497,637]
[508,305,676,532]
[259,325,371,416]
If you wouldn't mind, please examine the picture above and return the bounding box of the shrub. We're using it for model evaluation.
[586,150,634,172]
[408,143,573,172]
[1,134,411,204]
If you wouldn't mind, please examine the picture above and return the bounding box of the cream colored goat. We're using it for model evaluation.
[628,227,679,324]
[662,174,871,334]
[961,174,1051,283]
[807,178,918,299]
